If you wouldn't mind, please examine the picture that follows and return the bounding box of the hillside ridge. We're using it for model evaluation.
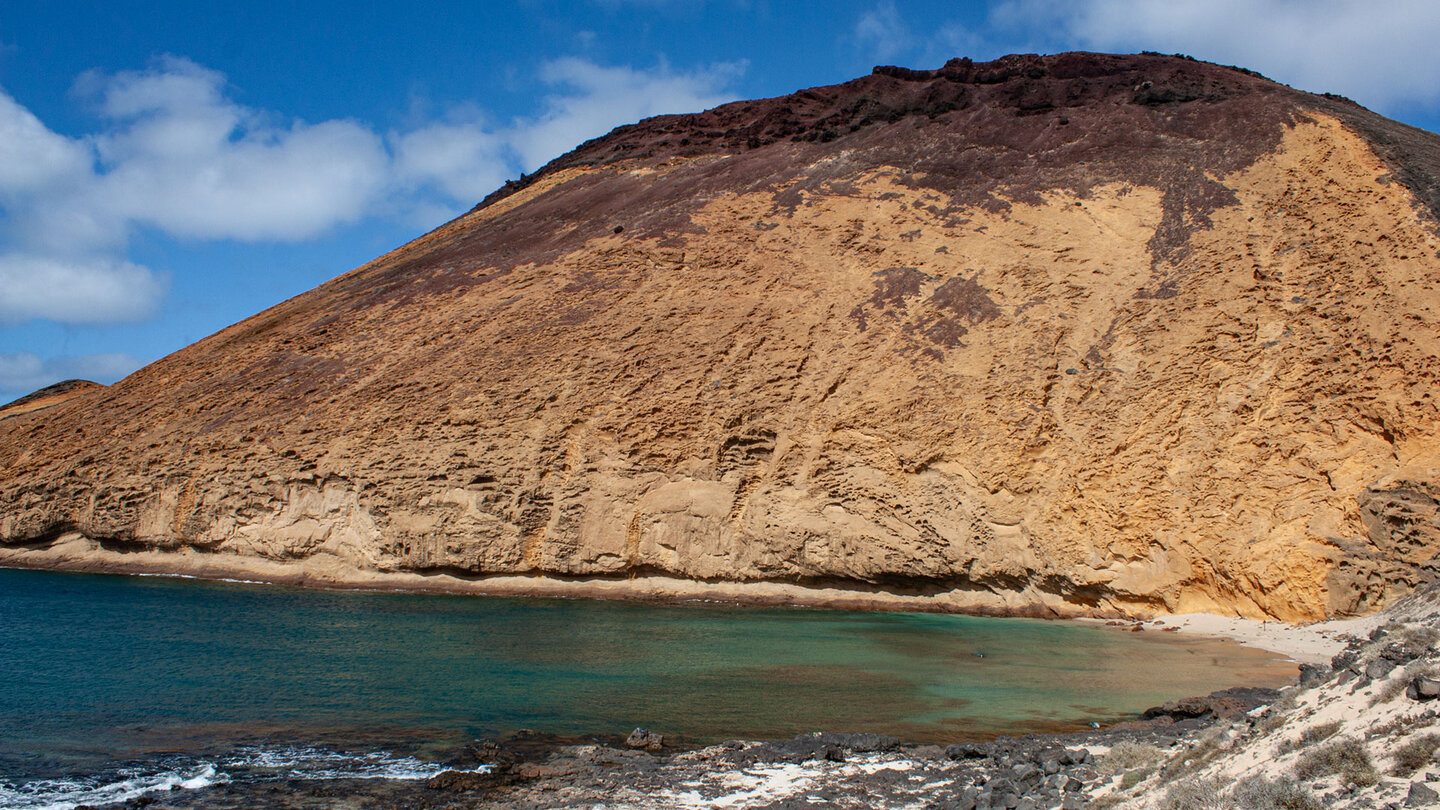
[3,52,1440,621]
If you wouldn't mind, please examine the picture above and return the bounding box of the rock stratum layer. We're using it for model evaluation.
[5,53,1440,621]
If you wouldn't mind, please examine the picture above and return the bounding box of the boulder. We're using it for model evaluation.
[1331,649,1361,673]
[426,769,512,792]
[814,732,900,752]
[1298,663,1330,687]
[512,761,581,778]
[1142,687,1279,721]
[1366,657,1398,680]
[464,739,522,769]
[1408,676,1440,701]
[947,742,995,760]
[625,727,665,751]
[751,733,847,763]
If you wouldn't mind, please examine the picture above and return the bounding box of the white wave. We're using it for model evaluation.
[128,571,272,586]
[0,745,488,809]
[0,763,225,810]
[224,745,491,781]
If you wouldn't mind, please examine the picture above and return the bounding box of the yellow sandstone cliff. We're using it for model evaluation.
[3,53,1439,621]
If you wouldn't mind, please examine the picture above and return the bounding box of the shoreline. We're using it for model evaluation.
[11,612,1431,810]
[9,539,1430,809]
[0,533,1349,664]
[1131,611,1380,666]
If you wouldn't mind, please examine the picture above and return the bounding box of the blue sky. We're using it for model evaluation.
[2,0,1438,401]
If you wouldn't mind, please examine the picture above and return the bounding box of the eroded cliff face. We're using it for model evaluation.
[3,53,1440,620]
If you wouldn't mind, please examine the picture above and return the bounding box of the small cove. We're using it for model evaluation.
[0,566,1293,807]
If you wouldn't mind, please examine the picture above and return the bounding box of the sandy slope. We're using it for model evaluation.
[1099,588,1440,809]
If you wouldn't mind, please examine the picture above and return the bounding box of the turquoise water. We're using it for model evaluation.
[0,567,1292,807]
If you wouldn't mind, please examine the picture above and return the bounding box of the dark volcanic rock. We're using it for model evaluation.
[624,727,665,751]
[425,768,517,792]
[1299,662,1331,687]
[1408,676,1440,701]
[743,733,848,764]
[1409,780,1440,806]
[947,741,995,760]
[465,738,525,769]
[813,731,901,752]
[1142,686,1280,721]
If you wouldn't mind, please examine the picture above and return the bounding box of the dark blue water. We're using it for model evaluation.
[0,567,1292,808]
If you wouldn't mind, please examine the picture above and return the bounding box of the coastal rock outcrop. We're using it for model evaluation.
[4,52,1440,620]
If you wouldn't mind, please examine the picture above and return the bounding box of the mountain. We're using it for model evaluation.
[4,52,1440,621]
[0,379,104,421]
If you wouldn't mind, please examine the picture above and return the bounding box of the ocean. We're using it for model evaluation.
[0,567,1293,808]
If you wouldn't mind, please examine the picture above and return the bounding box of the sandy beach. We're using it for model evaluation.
[0,534,1366,661]
[1131,613,1381,665]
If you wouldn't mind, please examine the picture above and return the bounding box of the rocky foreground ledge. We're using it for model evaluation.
[102,719,1220,810]
[1093,618,1440,810]
[106,591,1440,809]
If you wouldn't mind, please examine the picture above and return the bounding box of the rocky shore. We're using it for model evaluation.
[93,725,1183,809]
[88,688,1276,809]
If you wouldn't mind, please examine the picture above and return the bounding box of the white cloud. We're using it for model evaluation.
[0,253,166,325]
[0,351,147,400]
[0,54,744,326]
[0,91,91,193]
[82,56,389,241]
[992,0,1440,113]
[0,56,388,325]
[96,118,388,241]
[3,57,390,251]
[855,1,914,63]
[392,118,509,204]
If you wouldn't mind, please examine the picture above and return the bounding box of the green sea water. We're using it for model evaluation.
[0,566,1293,807]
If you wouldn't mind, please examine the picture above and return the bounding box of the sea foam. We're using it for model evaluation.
[224,744,490,781]
[0,763,224,810]
[0,745,490,810]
